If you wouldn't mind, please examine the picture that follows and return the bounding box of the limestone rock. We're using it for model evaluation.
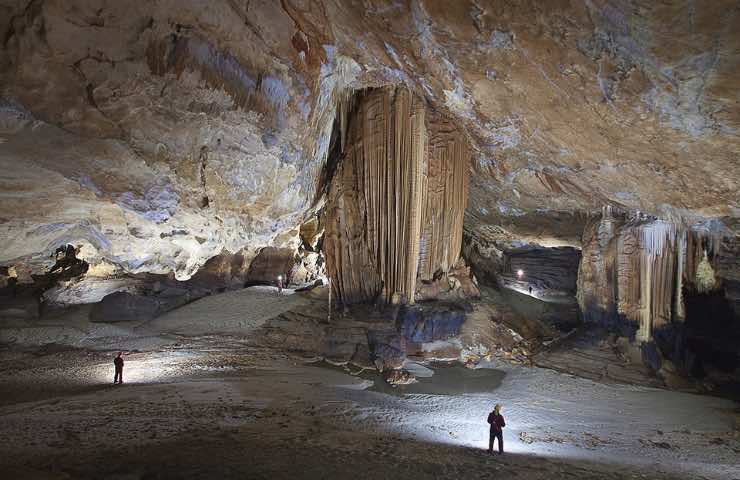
[290,251,325,286]
[349,342,374,370]
[89,291,160,323]
[246,247,297,286]
[190,249,255,288]
[323,86,471,305]
[0,0,737,303]
[299,217,324,252]
[385,369,417,385]
[368,330,406,372]
[397,303,468,344]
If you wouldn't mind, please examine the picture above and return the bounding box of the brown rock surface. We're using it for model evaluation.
[0,0,736,288]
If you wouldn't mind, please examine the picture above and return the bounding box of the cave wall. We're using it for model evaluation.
[323,86,471,304]
[577,206,735,343]
[577,207,685,337]
[0,0,738,316]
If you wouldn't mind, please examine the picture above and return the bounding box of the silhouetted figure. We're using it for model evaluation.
[528,286,533,295]
[113,352,124,384]
[277,275,284,296]
[487,403,506,454]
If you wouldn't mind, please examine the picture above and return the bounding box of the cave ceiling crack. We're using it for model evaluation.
[69,54,127,140]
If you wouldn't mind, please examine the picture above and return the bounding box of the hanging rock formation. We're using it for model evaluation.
[1,0,737,300]
[576,207,740,383]
[578,207,724,337]
[323,86,471,305]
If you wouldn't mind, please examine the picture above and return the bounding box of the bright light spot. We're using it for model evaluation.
[277,275,283,281]
[91,352,195,385]
[517,269,524,278]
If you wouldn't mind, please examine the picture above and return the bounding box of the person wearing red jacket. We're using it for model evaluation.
[487,403,506,454]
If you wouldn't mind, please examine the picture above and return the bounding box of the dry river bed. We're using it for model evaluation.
[0,338,738,480]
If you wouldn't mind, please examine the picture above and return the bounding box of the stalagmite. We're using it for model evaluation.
[696,251,717,293]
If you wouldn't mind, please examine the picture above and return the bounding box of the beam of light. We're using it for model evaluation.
[92,352,195,385]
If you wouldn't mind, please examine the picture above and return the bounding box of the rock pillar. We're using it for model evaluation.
[323,87,470,304]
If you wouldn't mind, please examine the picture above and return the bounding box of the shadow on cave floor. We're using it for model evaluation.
[684,291,740,368]
[2,427,719,480]
[532,327,661,388]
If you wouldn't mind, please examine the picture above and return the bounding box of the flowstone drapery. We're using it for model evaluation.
[323,87,471,304]
[577,207,724,341]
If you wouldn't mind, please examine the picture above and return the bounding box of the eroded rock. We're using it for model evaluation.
[89,291,160,323]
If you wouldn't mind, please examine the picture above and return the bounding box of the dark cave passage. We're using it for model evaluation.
[500,246,581,300]
[682,289,740,377]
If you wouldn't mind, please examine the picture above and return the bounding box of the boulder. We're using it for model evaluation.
[89,291,160,323]
[397,303,468,343]
[367,330,406,372]
[190,249,254,288]
[385,369,417,385]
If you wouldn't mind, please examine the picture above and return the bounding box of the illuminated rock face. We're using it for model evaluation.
[323,87,471,304]
[576,207,740,381]
[0,0,737,321]
[577,207,729,339]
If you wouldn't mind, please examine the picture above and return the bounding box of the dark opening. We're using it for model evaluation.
[682,288,740,378]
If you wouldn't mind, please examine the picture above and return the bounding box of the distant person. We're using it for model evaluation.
[113,352,124,384]
[277,275,283,296]
[487,403,506,454]
[528,285,533,295]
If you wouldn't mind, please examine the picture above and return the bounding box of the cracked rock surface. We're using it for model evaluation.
[0,0,738,298]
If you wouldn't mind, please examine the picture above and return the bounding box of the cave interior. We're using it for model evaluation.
[0,1,739,478]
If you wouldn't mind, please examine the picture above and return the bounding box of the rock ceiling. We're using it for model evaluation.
[1,0,738,279]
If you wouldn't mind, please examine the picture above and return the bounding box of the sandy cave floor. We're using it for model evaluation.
[0,288,739,480]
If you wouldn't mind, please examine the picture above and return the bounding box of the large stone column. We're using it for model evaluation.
[323,87,470,304]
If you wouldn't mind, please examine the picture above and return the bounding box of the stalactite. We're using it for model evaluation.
[578,208,731,342]
[323,87,470,304]
[636,220,677,338]
[673,230,686,321]
[417,110,470,281]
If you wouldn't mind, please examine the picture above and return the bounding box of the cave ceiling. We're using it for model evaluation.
[0,0,738,278]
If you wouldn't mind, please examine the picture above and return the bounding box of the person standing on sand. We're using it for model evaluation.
[113,352,124,384]
[487,403,506,454]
